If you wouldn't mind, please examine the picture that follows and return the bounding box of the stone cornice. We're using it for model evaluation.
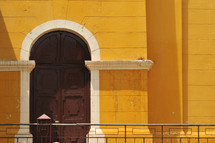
[0,61,35,72]
[85,60,154,71]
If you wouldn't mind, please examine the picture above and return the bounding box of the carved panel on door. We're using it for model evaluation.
[62,96,85,122]
[61,68,86,123]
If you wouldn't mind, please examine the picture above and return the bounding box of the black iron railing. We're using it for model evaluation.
[1,123,215,143]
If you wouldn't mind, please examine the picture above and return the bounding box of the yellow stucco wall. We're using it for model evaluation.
[147,0,183,124]
[100,70,148,124]
[0,0,147,61]
[147,0,215,125]
[0,0,148,125]
[182,0,215,124]
[0,71,20,123]
[0,71,20,142]
[2,0,215,127]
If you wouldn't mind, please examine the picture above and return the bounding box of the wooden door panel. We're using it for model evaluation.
[61,126,89,140]
[33,67,60,122]
[62,68,85,93]
[62,96,85,122]
[30,33,60,64]
[35,96,59,121]
[61,33,84,63]
[35,68,59,93]
[30,31,91,143]
[61,68,86,123]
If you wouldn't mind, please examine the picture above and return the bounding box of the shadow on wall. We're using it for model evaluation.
[0,11,19,143]
[147,0,183,124]
[0,10,17,60]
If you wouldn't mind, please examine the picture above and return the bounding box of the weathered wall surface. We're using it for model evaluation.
[0,71,19,142]
[0,0,148,125]
[100,70,148,123]
[183,0,215,124]
[0,71,20,142]
[2,0,215,126]
[0,71,20,123]
[0,0,147,61]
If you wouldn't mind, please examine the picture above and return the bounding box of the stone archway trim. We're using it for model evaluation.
[17,20,101,142]
[20,20,100,61]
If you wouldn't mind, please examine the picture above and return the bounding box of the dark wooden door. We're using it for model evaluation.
[30,31,91,143]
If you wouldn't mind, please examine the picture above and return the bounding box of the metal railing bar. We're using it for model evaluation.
[77,123,215,126]
[1,137,215,139]
[0,123,37,125]
[3,123,215,126]
[1,124,215,143]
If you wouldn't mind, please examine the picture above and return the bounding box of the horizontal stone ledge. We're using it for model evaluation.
[85,60,154,71]
[0,60,35,71]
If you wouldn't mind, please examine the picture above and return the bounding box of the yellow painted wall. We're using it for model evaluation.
[147,0,215,125]
[183,0,215,124]
[0,71,20,123]
[0,0,147,61]
[0,0,148,125]
[0,71,20,142]
[100,70,148,124]
[2,0,215,127]
[147,0,183,124]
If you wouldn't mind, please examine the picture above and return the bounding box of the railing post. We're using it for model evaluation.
[198,125,200,143]
[37,114,51,143]
[125,125,126,143]
[161,125,163,143]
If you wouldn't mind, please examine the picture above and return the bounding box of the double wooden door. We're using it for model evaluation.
[30,31,91,143]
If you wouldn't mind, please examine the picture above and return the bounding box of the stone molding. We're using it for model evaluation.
[0,61,35,72]
[85,60,154,71]
[20,20,100,61]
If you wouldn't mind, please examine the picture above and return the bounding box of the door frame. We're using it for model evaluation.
[17,20,101,141]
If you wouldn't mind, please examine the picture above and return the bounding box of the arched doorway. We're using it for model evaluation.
[30,31,91,143]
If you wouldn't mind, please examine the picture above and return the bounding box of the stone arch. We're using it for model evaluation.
[20,20,100,61]
[18,20,101,138]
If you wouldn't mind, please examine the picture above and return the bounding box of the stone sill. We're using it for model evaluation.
[0,61,35,71]
[85,60,154,71]
[0,60,154,71]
